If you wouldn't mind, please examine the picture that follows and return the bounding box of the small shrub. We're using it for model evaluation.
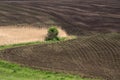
[45,26,60,41]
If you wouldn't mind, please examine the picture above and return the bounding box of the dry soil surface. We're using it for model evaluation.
[0,25,68,45]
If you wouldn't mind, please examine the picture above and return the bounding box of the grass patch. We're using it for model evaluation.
[0,41,56,50]
[0,41,41,50]
[0,36,76,50]
[0,60,100,80]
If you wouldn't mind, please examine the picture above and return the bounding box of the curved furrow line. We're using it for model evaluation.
[103,35,120,53]
[20,5,77,25]
[85,37,115,79]
[29,4,90,27]
[0,11,13,20]
[71,39,99,74]
[0,4,53,24]
[103,40,120,79]
[86,38,115,79]
[101,36,120,71]
[88,37,111,63]
[75,40,101,74]
[34,3,93,14]
[73,37,96,62]
[0,3,73,24]
[32,3,103,22]
[19,4,86,34]
[96,36,120,71]
[24,3,120,31]
[54,42,72,64]
[0,1,119,33]
[40,2,96,12]
[53,41,80,70]
[75,40,96,63]
[36,3,119,19]
[53,42,76,70]
[27,4,89,33]
[0,8,39,25]
[81,37,108,71]
[35,2,120,20]
[9,3,114,31]
[26,8,86,32]
[64,39,90,72]
[75,38,98,60]
[86,39,104,67]
[73,41,91,62]
[0,4,46,21]
[59,42,83,71]
[86,42,109,79]
[90,4,120,14]
[36,3,119,18]
[81,38,103,70]
[66,37,118,79]
[62,38,94,72]
[50,42,74,71]
[85,36,105,62]
[99,36,119,66]
[68,42,87,71]
[62,40,86,70]
[90,36,118,72]
[70,38,94,71]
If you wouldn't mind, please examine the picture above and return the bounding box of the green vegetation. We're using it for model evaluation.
[0,60,100,80]
[0,41,40,50]
[105,32,120,39]
[0,36,76,50]
[45,26,60,41]
[0,41,58,50]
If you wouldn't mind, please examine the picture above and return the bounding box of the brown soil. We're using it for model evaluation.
[0,0,120,35]
[0,0,120,80]
[0,35,120,80]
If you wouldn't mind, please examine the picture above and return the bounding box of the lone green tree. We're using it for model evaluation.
[45,26,59,41]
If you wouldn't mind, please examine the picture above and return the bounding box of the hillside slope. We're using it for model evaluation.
[0,0,120,80]
[0,0,120,35]
[0,60,97,80]
[0,34,120,80]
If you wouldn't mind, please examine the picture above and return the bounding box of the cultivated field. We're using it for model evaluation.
[0,34,120,80]
[0,0,120,35]
[0,0,120,80]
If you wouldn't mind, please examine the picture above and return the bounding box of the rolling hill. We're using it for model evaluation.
[0,0,120,35]
[0,34,120,80]
[0,0,120,80]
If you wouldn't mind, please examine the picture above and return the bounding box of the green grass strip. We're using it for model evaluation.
[0,39,64,50]
[0,36,77,50]
[0,60,101,80]
[0,41,44,50]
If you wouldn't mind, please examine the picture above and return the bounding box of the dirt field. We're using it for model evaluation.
[0,34,120,80]
[0,0,120,35]
[0,25,68,45]
[0,0,120,80]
